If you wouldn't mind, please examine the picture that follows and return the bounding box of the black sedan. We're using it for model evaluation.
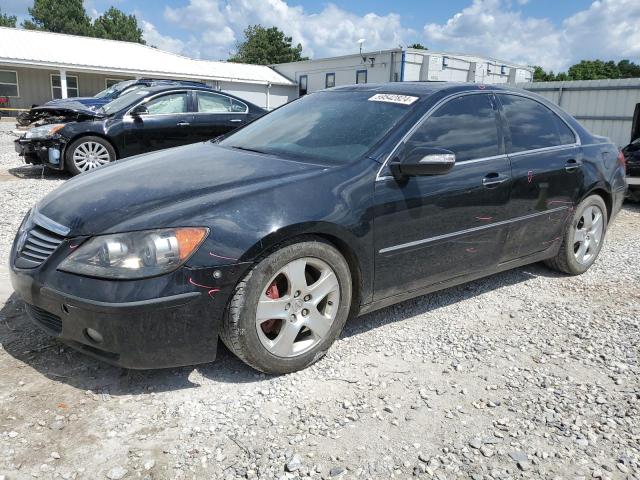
[10,82,627,373]
[14,85,265,175]
[622,137,640,201]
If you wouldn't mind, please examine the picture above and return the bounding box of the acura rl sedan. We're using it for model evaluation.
[10,82,627,374]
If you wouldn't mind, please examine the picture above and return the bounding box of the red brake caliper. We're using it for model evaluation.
[261,281,280,334]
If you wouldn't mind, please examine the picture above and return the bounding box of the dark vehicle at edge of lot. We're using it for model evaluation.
[10,82,627,373]
[622,137,640,201]
[14,84,265,174]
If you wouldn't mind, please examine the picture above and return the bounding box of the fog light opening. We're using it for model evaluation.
[84,328,104,344]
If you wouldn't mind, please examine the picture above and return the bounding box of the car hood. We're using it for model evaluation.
[36,142,328,236]
[32,101,104,118]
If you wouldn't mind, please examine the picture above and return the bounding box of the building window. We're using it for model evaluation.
[51,74,79,99]
[105,78,125,88]
[356,70,367,84]
[325,73,335,88]
[500,65,507,75]
[298,75,308,96]
[0,70,19,97]
[442,56,449,68]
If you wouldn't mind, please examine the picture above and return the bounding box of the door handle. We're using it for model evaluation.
[177,121,190,127]
[565,159,582,172]
[230,119,243,123]
[482,173,509,187]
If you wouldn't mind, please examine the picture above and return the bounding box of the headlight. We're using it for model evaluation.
[58,228,208,279]
[25,124,65,139]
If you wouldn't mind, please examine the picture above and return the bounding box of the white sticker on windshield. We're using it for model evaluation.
[368,93,418,105]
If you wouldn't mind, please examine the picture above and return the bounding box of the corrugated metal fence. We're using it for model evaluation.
[519,78,640,147]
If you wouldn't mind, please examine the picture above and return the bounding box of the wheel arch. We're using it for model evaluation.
[63,132,120,160]
[241,222,368,314]
[582,185,612,223]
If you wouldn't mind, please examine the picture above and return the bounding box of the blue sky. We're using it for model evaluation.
[3,0,639,71]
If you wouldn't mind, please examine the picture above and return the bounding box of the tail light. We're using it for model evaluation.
[618,150,626,173]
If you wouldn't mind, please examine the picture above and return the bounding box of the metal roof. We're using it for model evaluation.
[0,27,295,86]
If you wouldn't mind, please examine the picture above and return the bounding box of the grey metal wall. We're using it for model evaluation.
[519,78,640,147]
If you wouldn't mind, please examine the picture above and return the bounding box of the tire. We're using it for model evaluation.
[544,195,608,275]
[221,238,352,374]
[64,136,116,175]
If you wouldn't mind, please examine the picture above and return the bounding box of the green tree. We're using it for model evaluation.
[93,6,145,44]
[567,60,621,80]
[408,43,427,50]
[0,8,17,27]
[533,66,556,82]
[617,59,640,78]
[22,0,92,36]
[229,25,308,65]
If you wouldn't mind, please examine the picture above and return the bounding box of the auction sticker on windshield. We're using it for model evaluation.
[368,94,418,105]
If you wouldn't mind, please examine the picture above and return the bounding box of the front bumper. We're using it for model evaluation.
[10,253,249,369]
[14,136,67,170]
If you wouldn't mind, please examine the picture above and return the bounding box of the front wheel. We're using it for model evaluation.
[544,195,608,275]
[65,136,116,175]
[221,239,352,374]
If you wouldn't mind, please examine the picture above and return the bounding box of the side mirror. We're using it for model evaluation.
[390,146,456,178]
[131,104,149,117]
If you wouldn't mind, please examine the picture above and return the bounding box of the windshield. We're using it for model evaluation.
[94,80,136,99]
[219,91,418,163]
[98,89,151,116]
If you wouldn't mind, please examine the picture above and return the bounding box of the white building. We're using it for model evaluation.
[0,27,297,112]
[273,48,534,96]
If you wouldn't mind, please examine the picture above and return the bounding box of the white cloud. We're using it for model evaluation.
[423,0,567,71]
[423,0,640,72]
[162,0,414,60]
[141,20,187,55]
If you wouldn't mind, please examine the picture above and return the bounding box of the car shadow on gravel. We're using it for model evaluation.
[7,164,71,180]
[0,293,260,396]
[0,262,560,396]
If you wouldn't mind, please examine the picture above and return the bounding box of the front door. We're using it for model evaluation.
[495,93,583,262]
[191,90,249,141]
[373,92,512,300]
[124,91,194,157]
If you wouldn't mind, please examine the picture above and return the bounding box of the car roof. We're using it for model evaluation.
[329,81,529,98]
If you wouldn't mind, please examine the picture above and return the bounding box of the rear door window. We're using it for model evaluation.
[408,93,500,162]
[497,94,576,153]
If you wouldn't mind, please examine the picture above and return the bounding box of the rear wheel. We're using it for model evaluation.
[544,195,607,275]
[221,239,352,374]
[65,136,115,175]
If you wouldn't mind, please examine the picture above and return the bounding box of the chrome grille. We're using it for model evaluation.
[15,210,69,268]
[18,225,65,266]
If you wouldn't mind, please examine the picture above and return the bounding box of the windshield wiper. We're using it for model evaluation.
[230,145,268,154]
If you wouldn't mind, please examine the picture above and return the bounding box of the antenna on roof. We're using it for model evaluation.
[358,38,366,63]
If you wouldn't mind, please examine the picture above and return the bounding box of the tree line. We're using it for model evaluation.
[0,0,145,44]
[534,60,640,81]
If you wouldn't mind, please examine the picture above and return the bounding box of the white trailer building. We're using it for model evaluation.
[272,48,533,97]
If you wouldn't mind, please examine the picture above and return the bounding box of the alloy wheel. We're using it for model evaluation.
[255,257,340,358]
[573,205,604,265]
[73,141,112,172]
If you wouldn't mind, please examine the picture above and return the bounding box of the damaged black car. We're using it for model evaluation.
[14,84,265,175]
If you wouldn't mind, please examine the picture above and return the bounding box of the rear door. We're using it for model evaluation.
[495,93,582,262]
[191,90,249,141]
[373,92,512,300]
[123,90,194,157]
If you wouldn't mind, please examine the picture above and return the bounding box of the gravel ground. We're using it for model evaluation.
[0,121,639,480]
